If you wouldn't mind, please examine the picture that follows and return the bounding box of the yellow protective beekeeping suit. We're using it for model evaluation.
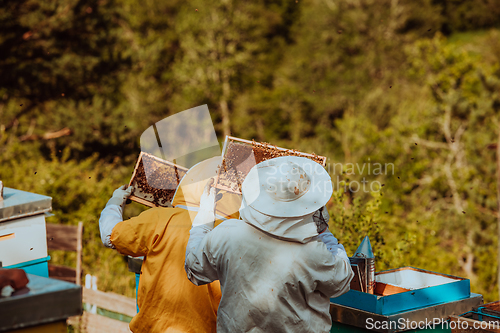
[111,208,219,333]
[111,156,241,333]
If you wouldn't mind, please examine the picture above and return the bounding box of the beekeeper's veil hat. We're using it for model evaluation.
[241,156,332,217]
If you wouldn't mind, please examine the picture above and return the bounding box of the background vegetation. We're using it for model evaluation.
[1,0,500,301]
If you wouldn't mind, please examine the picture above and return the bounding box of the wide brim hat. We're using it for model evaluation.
[241,156,332,218]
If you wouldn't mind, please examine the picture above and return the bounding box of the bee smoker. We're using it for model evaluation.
[349,236,375,294]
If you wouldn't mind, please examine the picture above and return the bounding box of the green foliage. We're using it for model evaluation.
[334,32,500,300]
[433,0,500,33]
[329,188,386,265]
[2,0,500,303]
[0,139,143,297]
[0,0,127,101]
[169,0,299,136]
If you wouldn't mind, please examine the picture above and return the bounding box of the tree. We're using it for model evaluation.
[0,0,132,159]
[168,0,299,137]
[333,33,500,300]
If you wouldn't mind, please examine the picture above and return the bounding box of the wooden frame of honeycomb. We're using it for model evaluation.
[214,136,327,194]
[128,152,188,207]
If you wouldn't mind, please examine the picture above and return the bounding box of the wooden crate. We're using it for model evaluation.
[68,287,136,333]
[449,301,500,333]
[128,152,188,207]
[215,136,327,194]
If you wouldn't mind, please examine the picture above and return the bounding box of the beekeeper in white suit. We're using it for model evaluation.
[185,156,354,333]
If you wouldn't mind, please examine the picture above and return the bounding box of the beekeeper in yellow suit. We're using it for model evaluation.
[99,156,240,333]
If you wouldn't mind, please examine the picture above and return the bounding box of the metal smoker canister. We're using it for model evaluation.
[352,236,375,294]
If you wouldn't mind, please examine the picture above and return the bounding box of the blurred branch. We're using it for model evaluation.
[454,125,466,169]
[457,231,477,283]
[443,151,464,212]
[19,127,72,141]
[116,19,139,52]
[443,104,452,142]
[443,102,465,212]
[21,4,71,41]
[457,252,477,282]
[4,105,36,131]
[410,135,448,149]
[411,102,468,213]
[475,205,498,218]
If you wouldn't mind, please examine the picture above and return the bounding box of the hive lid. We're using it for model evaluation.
[0,274,82,331]
[0,187,52,223]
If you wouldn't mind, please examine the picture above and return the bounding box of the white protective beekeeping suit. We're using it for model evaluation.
[185,156,354,333]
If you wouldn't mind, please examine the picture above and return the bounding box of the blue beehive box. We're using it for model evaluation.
[330,267,470,315]
[4,256,51,278]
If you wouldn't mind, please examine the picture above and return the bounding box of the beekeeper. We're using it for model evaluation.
[185,156,354,333]
[99,156,240,333]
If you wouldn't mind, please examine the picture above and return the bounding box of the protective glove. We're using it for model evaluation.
[313,206,330,234]
[100,185,132,248]
[106,185,133,208]
[191,178,216,229]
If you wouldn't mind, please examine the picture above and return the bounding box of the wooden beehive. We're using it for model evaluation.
[215,136,327,194]
[128,152,188,207]
[449,301,500,332]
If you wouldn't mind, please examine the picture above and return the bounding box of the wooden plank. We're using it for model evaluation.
[225,135,327,165]
[127,152,144,189]
[82,312,132,333]
[374,282,411,296]
[46,223,78,251]
[484,301,500,312]
[128,195,156,207]
[83,288,137,318]
[48,264,77,283]
[76,221,83,285]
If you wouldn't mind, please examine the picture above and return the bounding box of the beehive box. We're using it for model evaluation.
[0,187,51,270]
[128,152,188,207]
[449,301,500,332]
[215,136,327,193]
[331,267,471,316]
